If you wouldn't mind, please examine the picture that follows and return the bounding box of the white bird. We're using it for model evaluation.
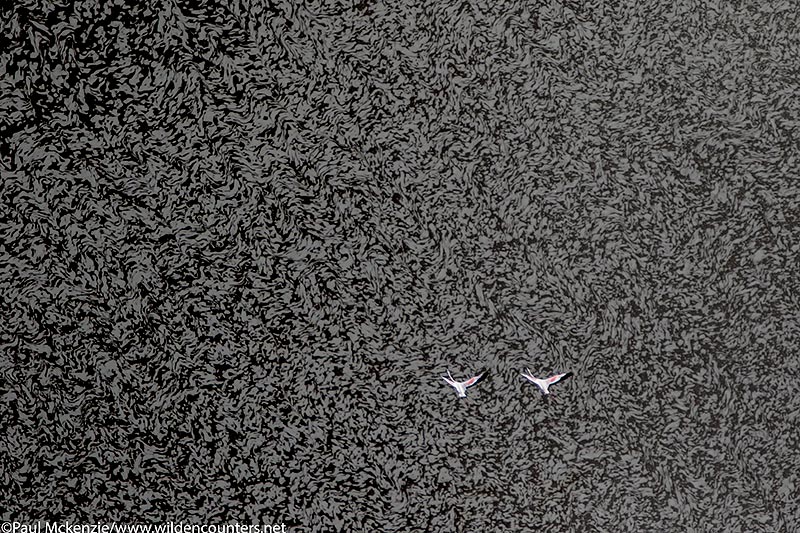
[442,370,483,398]
[521,369,570,395]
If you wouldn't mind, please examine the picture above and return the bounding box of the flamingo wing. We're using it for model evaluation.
[520,372,546,392]
[547,373,568,384]
[463,374,482,387]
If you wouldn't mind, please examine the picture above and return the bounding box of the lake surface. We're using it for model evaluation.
[2,0,799,531]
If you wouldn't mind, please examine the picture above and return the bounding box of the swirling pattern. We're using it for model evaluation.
[2,0,800,530]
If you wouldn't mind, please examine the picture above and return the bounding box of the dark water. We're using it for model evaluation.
[2,0,800,531]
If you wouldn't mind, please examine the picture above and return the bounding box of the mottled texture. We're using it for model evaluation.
[2,0,800,531]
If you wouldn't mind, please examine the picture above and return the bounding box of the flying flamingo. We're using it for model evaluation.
[442,370,483,398]
[521,369,571,395]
